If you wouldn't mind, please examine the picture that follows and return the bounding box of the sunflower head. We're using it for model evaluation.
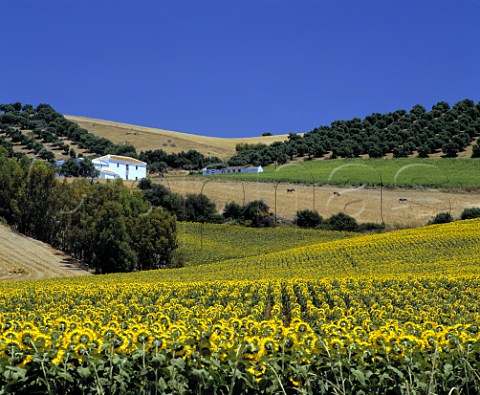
[330,337,344,350]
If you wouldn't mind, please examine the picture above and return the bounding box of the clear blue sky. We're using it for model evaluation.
[3,0,479,138]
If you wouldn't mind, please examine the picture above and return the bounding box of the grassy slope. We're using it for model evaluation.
[66,116,292,160]
[176,222,357,266]
[213,157,480,189]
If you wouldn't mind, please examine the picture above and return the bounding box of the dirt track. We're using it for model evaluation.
[158,177,480,227]
[0,224,90,282]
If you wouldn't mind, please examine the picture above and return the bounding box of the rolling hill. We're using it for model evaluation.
[65,115,293,160]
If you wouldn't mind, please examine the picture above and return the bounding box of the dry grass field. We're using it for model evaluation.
[66,116,292,159]
[0,223,89,282]
[157,177,480,227]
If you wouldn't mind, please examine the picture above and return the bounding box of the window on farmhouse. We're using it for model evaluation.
[117,163,119,167]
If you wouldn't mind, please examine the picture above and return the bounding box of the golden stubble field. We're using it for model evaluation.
[0,224,89,281]
[157,177,480,226]
[66,116,292,160]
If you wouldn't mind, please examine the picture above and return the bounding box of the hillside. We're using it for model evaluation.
[0,103,137,163]
[2,101,479,172]
[65,115,293,160]
[0,223,89,281]
[228,99,480,167]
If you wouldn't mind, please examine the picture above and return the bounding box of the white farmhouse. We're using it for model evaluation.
[92,155,147,180]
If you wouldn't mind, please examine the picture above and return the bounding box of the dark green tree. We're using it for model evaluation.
[149,161,168,176]
[243,200,274,227]
[472,144,480,158]
[15,161,58,243]
[442,140,460,157]
[460,207,480,220]
[0,148,26,223]
[295,209,323,228]
[223,201,243,220]
[428,212,453,225]
[58,158,80,177]
[78,157,99,178]
[91,201,138,273]
[131,208,178,270]
[184,194,218,222]
[325,212,358,232]
[142,183,171,208]
[417,145,430,158]
[164,193,187,220]
[138,177,153,190]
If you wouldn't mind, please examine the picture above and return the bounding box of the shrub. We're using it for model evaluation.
[223,201,243,220]
[357,222,386,233]
[38,149,55,161]
[428,212,453,225]
[162,193,186,220]
[142,183,170,207]
[242,200,270,221]
[184,194,218,223]
[417,145,430,158]
[243,200,274,228]
[211,213,226,224]
[250,212,275,227]
[325,212,358,232]
[295,209,323,228]
[138,177,152,190]
[472,144,480,158]
[460,207,480,220]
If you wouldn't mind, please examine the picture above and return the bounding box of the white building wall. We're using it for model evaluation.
[93,156,147,180]
[202,166,263,175]
[241,166,263,174]
[126,163,147,180]
[109,160,146,180]
[99,171,118,179]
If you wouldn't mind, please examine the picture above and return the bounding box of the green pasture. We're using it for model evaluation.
[213,158,480,189]
[176,222,356,266]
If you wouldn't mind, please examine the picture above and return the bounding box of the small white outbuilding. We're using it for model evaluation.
[202,165,263,175]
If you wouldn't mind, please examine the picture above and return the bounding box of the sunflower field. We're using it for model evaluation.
[176,222,355,266]
[1,219,480,394]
